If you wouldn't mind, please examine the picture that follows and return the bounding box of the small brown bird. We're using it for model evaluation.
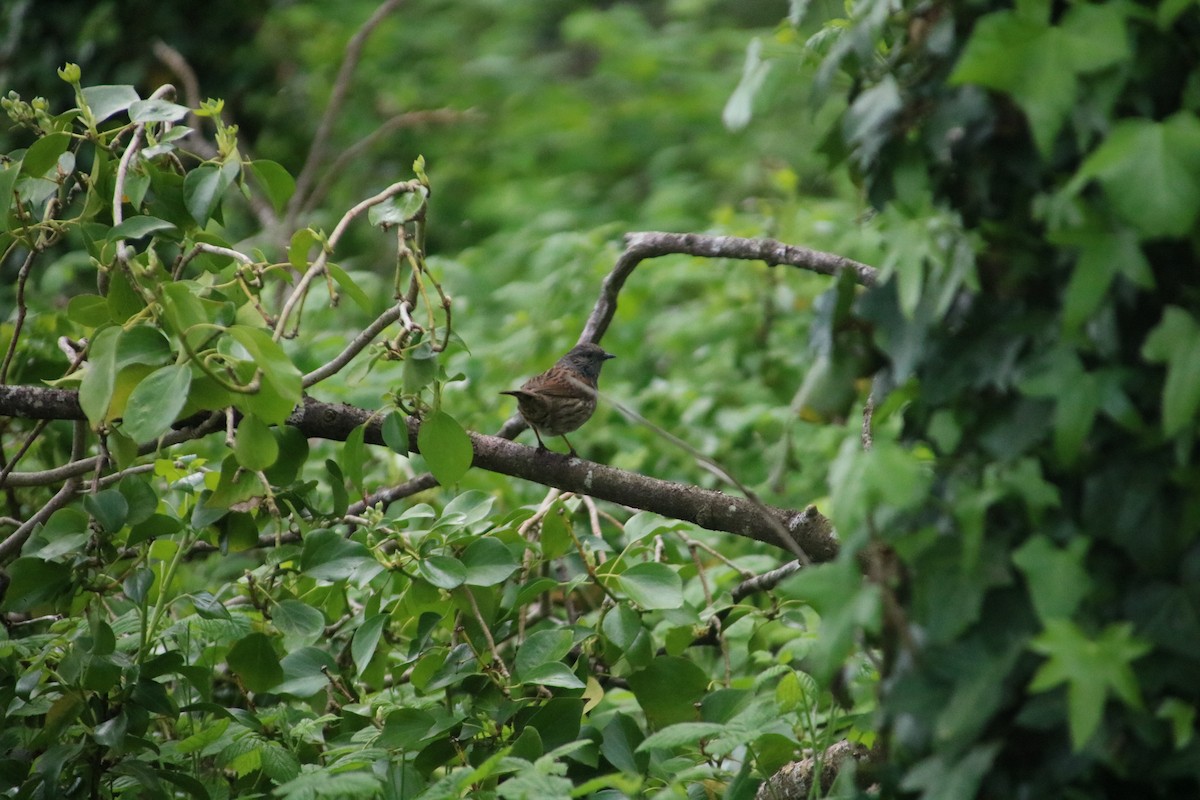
[501,342,615,456]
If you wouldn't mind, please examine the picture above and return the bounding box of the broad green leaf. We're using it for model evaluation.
[121,363,192,442]
[300,529,376,582]
[627,656,710,727]
[226,324,303,423]
[128,98,189,123]
[0,557,71,612]
[20,132,71,179]
[1061,227,1151,331]
[379,708,437,750]
[614,562,683,610]
[272,599,325,647]
[352,613,387,676]
[78,326,122,425]
[234,413,279,471]
[417,410,474,486]
[900,744,1001,800]
[381,410,410,455]
[515,629,574,678]
[288,227,318,270]
[122,568,154,604]
[275,647,336,698]
[519,662,586,689]
[108,215,177,241]
[81,84,140,123]
[419,555,467,589]
[461,537,519,586]
[183,160,240,226]
[367,186,428,227]
[637,722,724,751]
[248,159,295,213]
[82,488,128,535]
[1141,307,1200,436]
[66,294,111,327]
[227,632,284,693]
[1029,620,1150,749]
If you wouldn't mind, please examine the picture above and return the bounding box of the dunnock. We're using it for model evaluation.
[501,342,615,455]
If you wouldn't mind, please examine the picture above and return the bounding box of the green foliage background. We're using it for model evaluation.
[2,0,1199,798]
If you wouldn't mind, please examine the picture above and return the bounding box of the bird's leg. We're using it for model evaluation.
[531,428,549,451]
[559,434,578,457]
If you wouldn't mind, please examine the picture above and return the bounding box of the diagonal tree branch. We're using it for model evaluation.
[0,386,839,559]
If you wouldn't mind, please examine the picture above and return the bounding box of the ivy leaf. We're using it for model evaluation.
[1012,536,1090,622]
[951,5,1128,155]
[1029,620,1150,750]
[1075,114,1200,239]
[1141,307,1200,436]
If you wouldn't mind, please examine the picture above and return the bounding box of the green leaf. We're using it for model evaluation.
[272,599,325,647]
[288,227,318,270]
[121,364,192,442]
[108,215,177,241]
[778,559,882,684]
[461,537,519,586]
[275,647,336,698]
[520,662,586,689]
[79,326,122,425]
[342,423,366,495]
[0,159,21,232]
[1061,227,1151,331]
[417,410,474,486]
[234,413,279,471]
[637,721,724,752]
[84,488,129,534]
[380,708,437,750]
[183,160,240,226]
[0,557,72,612]
[248,159,295,213]
[1029,620,1151,749]
[1141,307,1200,436]
[950,5,1128,155]
[81,84,140,123]
[367,186,428,227]
[129,98,190,123]
[226,632,284,693]
[515,629,574,678]
[66,294,111,327]
[122,567,154,604]
[419,555,467,589]
[1075,114,1200,238]
[300,529,377,582]
[20,132,71,179]
[627,656,710,727]
[1012,536,1090,622]
[381,410,410,456]
[613,562,683,610]
[352,613,387,676]
[328,263,373,313]
[226,324,303,424]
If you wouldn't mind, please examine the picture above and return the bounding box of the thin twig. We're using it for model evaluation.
[273,179,424,341]
[286,0,405,224]
[303,301,409,388]
[0,420,86,562]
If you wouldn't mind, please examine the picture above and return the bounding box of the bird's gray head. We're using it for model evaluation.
[558,342,615,380]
